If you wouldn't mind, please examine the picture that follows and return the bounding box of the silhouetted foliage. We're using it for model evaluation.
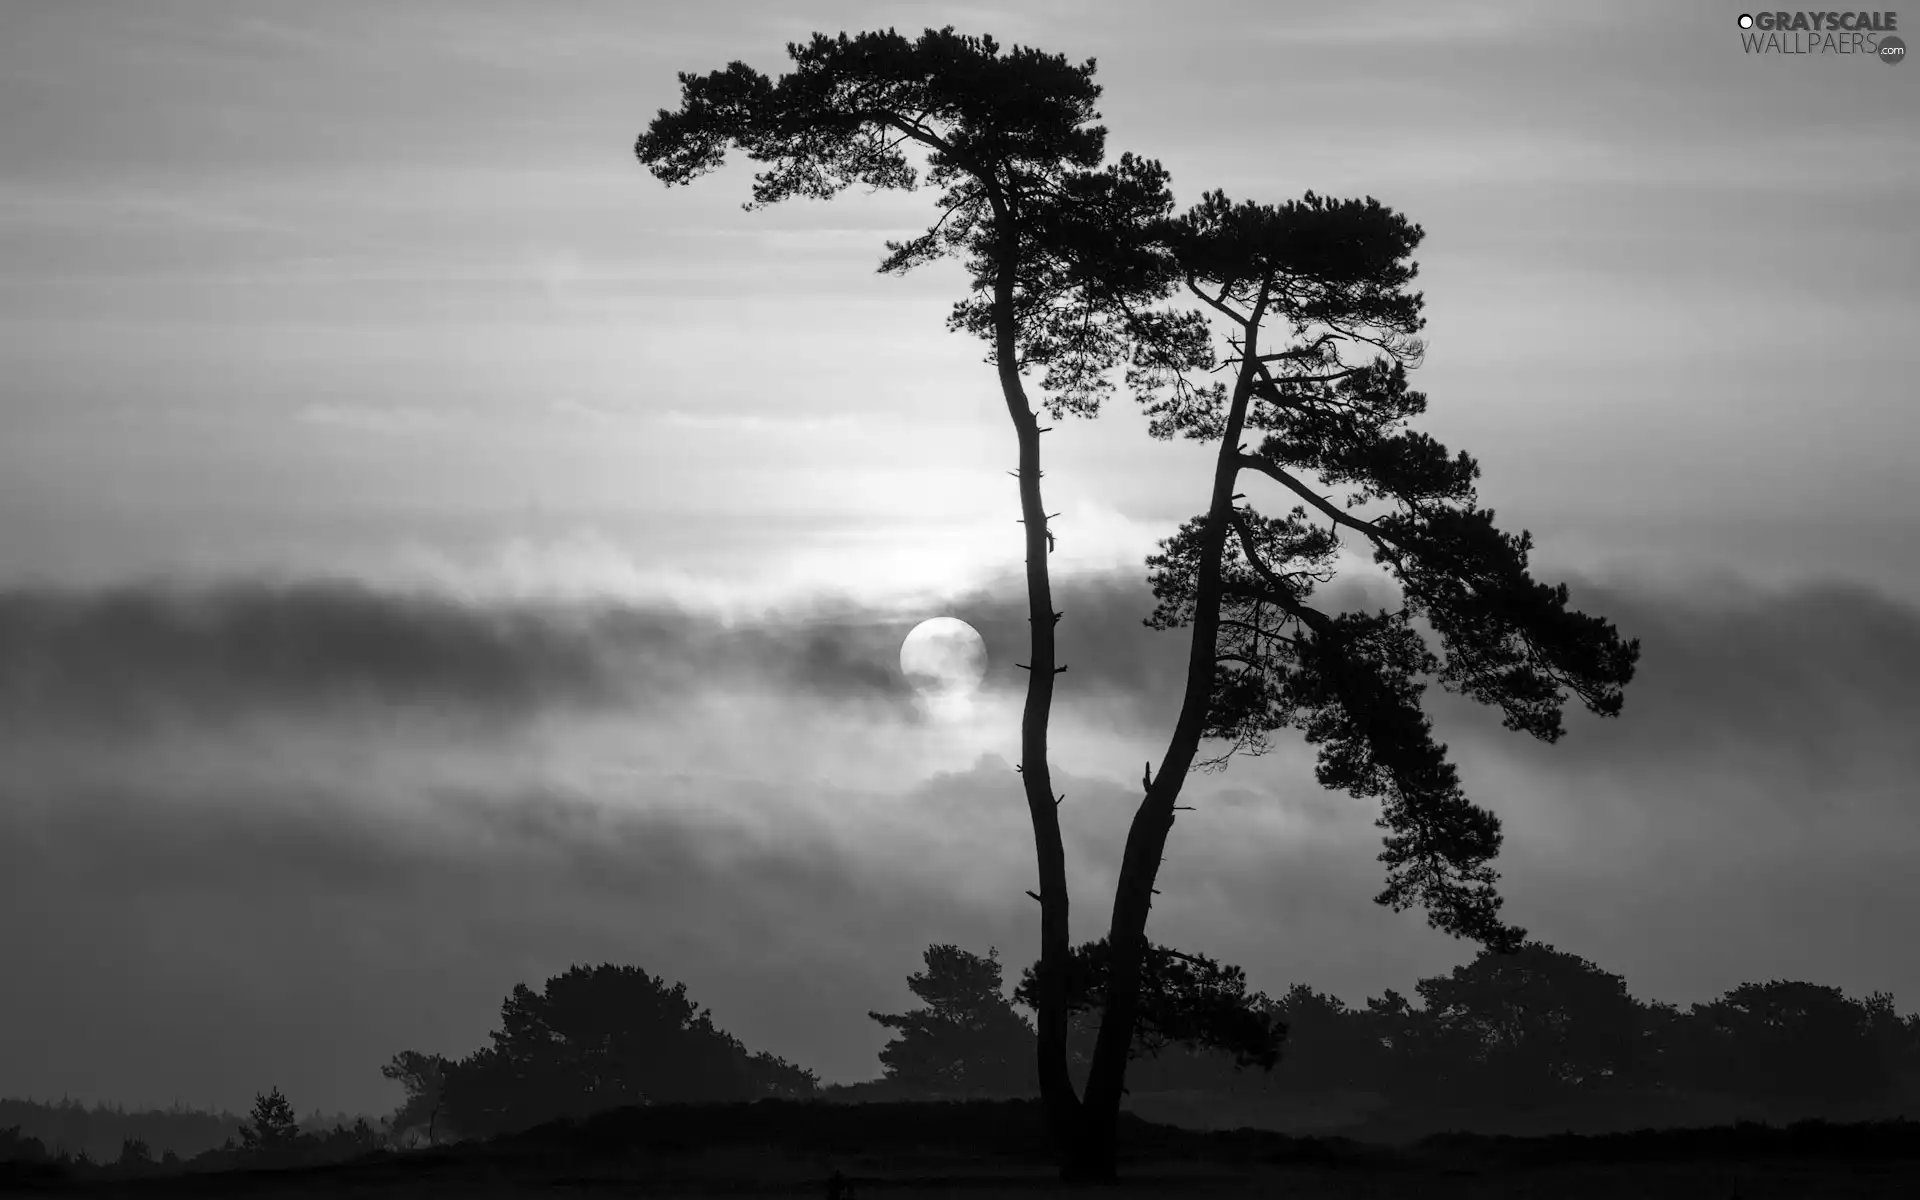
[381,1049,449,1146]
[1407,941,1643,1101]
[1264,984,1394,1094]
[1026,178,1643,1178]
[1130,190,1638,955]
[0,1124,49,1163]
[1691,980,1893,1102]
[300,1115,387,1163]
[637,27,1180,414]
[839,938,1920,1137]
[426,962,819,1141]
[868,945,1038,1097]
[0,1098,246,1165]
[0,1099,393,1184]
[234,1087,301,1161]
[743,1048,823,1102]
[1012,939,1284,1073]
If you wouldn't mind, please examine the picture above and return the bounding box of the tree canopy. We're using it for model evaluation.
[637,26,1182,418]
[1127,189,1641,953]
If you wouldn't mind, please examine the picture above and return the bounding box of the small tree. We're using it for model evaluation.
[868,945,1038,1097]
[494,964,757,1106]
[114,1137,152,1169]
[434,962,811,1138]
[234,1088,300,1161]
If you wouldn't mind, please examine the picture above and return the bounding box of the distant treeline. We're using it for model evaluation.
[0,1094,379,1176]
[0,1098,243,1165]
[6,939,1919,1177]
[376,940,1920,1146]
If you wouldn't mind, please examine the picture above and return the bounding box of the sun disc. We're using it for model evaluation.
[899,616,988,699]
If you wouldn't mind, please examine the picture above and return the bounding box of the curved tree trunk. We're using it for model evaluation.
[1066,286,1271,1183]
[990,240,1081,1151]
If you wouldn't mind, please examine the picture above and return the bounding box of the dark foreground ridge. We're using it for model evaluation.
[6,1100,1920,1197]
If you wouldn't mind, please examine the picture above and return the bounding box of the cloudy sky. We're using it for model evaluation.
[1,0,1915,1119]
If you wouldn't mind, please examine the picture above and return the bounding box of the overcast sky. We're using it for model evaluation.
[1,0,1916,1120]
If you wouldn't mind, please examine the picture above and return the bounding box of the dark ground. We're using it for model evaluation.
[5,1101,1919,1198]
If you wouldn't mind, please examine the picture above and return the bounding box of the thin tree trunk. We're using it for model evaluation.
[989,238,1080,1150]
[1067,287,1271,1182]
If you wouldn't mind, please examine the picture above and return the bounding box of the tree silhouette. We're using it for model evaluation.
[868,945,1038,1097]
[435,1047,518,1142]
[0,1099,246,1166]
[0,1125,49,1163]
[303,1117,386,1162]
[743,1048,822,1101]
[1864,991,1920,1099]
[637,26,1641,1183]
[234,1088,300,1161]
[636,29,1184,1174]
[381,1050,449,1146]
[1050,187,1641,1171]
[1408,941,1643,1102]
[1696,979,1890,1104]
[431,962,815,1140]
[1011,939,1283,1078]
[1264,984,1389,1094]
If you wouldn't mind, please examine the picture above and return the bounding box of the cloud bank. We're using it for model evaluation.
[3,567,1916,1118]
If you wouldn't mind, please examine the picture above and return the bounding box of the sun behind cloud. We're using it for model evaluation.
[900,616,988,721]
